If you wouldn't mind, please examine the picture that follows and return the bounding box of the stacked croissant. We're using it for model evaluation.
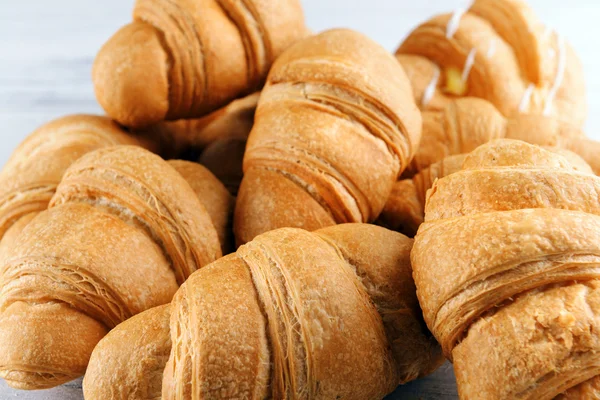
[1,0,599,399]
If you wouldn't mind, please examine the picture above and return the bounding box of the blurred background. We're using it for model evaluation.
[0,0,598,165]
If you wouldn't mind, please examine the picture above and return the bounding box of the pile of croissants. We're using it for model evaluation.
[1,0,599,399]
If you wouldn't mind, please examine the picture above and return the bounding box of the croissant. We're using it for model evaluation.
[83,223,443,400]
[411,139,600,399]
[380,144,594,237]
[0,115,141,244]
[0,146,229,390]
[396,0,586,126]
[407,97,600,175]
[378,154,465,237]
[93,0,306,128]
[234,29,422,245]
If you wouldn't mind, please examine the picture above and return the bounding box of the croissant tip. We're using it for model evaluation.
[92,22,170,128]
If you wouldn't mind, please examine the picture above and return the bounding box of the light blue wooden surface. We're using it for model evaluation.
[0,363,459,400]
[0,1,597,399]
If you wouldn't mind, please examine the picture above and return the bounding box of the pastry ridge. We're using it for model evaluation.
[84,224,443,400]
[234,29,422,245]
[0,146,229,390]
[412,139,600,399]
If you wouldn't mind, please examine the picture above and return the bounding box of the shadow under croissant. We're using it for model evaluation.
[84,224,444,400]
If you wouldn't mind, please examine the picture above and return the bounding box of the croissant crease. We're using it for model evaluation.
[411,139,600,399]
[0,146,229,390]
[380,142,594,238]
[405,97,600,176]
[149,92,259,149]
[234,29,422,245]
[0,115,140,243]
[377,154,466,236]
[83,223,443,400]
[93,0,306,128]
[396,0,586,125]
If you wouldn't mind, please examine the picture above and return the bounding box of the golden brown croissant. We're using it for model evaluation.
[396,0,586,126]
[0,115,141,243]
[93,0,306,128]
[234,29,422,245]
[0,146,229,390]
[83,223,443,400]
[380,144,594,237]
[411,139,600,399]
[407,97,600,175]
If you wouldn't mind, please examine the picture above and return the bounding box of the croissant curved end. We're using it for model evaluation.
[93,22,170,128]
[0,302,107,390]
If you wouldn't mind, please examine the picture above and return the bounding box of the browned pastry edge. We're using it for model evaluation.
[84,224,443,399]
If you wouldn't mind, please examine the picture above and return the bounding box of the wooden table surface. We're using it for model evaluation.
[0,0,597,399]
[0,363,459,399]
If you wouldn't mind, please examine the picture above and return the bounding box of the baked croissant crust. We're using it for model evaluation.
[406,97,600,176]
[0,115,139,243]
[83,224,443,400]
[0,146,228,390]
[396,0,586,126]
[93,0,306,128]
[380,144,593,238]
[234,29,422,245]
[411,139,600,399]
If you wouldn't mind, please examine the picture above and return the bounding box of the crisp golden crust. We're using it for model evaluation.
[235,29,422,245]
[401,97,598,176]
[0,146,224,390]
[381,142,593,239]
[396,0,586,125]
[454,282,600,399]
[0,115,138,241]
[412,139,600,399]
[142,93,257,196]
[162,254,270,399]
[93,0,306,128]
[409,98,506,173]
[84,224,442,399]
[558,375,600,399]
[50,146,221,283]
[0,203,173,389]
[83,305,172,400]
[0,212,38,256]
[560,136,600,176]
[316,224,444,382]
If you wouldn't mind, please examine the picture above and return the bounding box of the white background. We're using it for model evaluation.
[0,0,598,164]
